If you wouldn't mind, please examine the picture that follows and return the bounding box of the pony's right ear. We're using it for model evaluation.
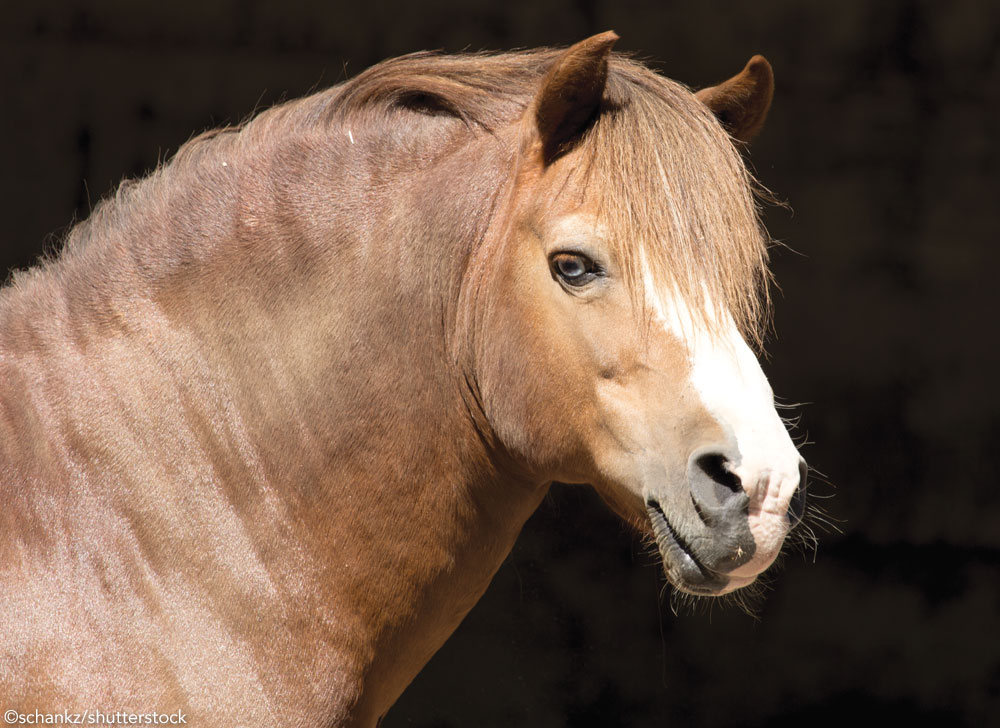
[528,31,618,164]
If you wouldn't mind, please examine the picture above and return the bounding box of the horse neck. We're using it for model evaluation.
[5,114,547,718]
[198,122,548,717]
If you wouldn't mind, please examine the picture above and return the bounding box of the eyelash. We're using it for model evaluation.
[550,252,602,287]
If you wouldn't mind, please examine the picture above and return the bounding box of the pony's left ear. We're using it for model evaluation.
[529,31,618,164]
[696,55,774,143]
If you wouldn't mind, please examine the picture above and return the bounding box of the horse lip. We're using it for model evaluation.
[646,498,730,595]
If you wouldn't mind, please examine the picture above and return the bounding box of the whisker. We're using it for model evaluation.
[806,464,834,483]
[787,522,820,562]
[772,398,812,410]
[803,504,844,535]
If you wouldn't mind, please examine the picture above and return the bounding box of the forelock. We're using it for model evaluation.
[579,60,773,348]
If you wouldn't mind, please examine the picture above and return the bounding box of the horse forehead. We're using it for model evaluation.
[639,252,696,335]
[639,258,742,360]
[641,266,773,410]
[535,211,607,243]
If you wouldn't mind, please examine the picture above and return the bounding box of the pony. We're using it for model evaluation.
[0,32,805,726]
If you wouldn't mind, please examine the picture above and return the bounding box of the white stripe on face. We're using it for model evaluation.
[643,268,803,579]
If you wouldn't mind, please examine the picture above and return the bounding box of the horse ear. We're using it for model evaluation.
[530,31,618,163]
[696,55,774,143]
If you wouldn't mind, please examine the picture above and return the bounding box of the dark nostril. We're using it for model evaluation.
[689,449,747,517]
[789,458,809,526]
[694,452,743,494]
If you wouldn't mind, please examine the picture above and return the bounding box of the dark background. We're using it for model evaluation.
[3,1,998,725]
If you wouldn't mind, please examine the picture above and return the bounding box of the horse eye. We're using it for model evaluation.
[551,253,597,287]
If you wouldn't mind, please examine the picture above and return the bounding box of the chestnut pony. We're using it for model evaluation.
[0,33,805,726]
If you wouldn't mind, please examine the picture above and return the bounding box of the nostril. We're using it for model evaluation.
[790,458,809,526]
[694,452,742,494]
[689,450,746,515]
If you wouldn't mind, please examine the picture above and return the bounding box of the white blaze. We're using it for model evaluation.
[643,267,802,578]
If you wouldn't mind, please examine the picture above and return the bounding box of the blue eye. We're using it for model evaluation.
[551,252,598,287]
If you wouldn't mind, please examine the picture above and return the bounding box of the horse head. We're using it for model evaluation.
[468,33,805,596]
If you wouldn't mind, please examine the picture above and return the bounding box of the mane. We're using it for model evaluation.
[16,47,771,345]
[591,62,772,347]
[327,48,772,346]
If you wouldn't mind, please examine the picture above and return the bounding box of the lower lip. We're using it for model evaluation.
[713,573,756,594]
[673,570,756,596]
[647,503,765,596]
[648,505,730,594]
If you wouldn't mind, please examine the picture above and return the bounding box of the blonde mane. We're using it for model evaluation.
[15,47,771,345]
[327,48,772,344]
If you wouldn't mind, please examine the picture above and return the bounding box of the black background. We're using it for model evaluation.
[3,1,998,725]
